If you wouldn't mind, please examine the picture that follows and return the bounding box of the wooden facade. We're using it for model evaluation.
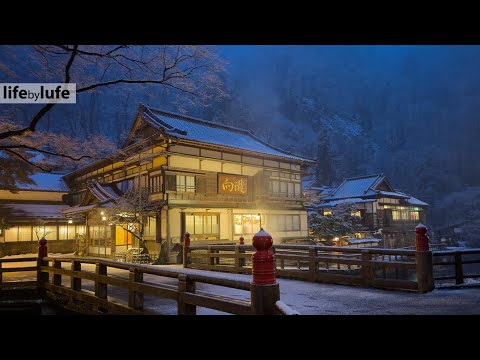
[61,105,315,261]
[0,189,77,257]
[316,174,429,248]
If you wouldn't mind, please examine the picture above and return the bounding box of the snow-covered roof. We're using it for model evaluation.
[18,173,67,191]
[78,181,123,206]
[0,203,68,220]
[346,237,381,244]
[406,196,429,206]
[324,174,384,200]
[61,203,98,215]
[320,198,376,207]
[140,105,314,163]
[377,191,410,199]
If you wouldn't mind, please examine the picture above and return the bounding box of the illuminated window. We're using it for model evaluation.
[269,215,300,231]
[149,175,162,193]
[351,211,361,217]
[392,210,400,221]
[59,225,78,240]
[144,216,157,237]
[186,214,220,237]
[409,211,419,221]
[234,214,261,234]
[324,210,332,216]
[176,175,195,192]
[89,225,112,247]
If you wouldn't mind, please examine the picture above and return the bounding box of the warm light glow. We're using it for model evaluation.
[100,211,104,215]
[68,219,73,224]
[334,237,339,241]
[324,210,332,216]
[351,211,361,217]
[102,216,107,221]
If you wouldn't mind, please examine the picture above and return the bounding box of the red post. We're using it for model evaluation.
[415,223,429,251]
[239,236,244,245]
[183,232,190,268]
[415,223,435,293]
[184,232,191,248]
[37,237,48,291]
[38,237,48,258]
[252,228,275,285]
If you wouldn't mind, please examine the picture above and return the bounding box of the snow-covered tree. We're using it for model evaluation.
[309,203,365,244]
[102,185,160,253]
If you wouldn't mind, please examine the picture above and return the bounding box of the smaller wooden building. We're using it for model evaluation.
[315,174,428,248]
[0,174,78,257]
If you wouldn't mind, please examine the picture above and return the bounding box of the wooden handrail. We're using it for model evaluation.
[37,256,282,315]
[186,243,418,291]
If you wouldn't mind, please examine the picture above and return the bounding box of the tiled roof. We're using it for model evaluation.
[141,105,315,163]
[0,203,68,219]
[321,198,376,207]
[406,196,429,206]
[85,181,123,204]
[324,174,383,200]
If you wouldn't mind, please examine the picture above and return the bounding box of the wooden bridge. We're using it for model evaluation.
[0,235,298,315]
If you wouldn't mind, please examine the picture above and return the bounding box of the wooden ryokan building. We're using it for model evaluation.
[60,104,316,260]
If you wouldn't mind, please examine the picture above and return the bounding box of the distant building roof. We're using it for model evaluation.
[18,173,67,191]
[140,105,315,163]
[320,173,428,207]
[0,203,68,220]
[323,174,385,200]
[321,198,376,207]
[405,196,429,206]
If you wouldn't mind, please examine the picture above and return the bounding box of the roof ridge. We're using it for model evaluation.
[142,104,316,162]
[143,104,253,135]
[343,173,383,181]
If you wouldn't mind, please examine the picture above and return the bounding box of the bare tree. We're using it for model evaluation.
[0,45,225,189]
[103,185,161,253]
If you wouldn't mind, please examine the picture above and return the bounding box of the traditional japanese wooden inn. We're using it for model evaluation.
[317,174,429,248]
[58,104,315,260]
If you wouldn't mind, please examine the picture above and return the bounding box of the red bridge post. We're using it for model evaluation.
[37,237,49,291]
[250,228,280,314]
[415,223,435,293]
[183,232,191,268]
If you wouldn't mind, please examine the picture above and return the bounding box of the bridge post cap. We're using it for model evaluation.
[254,228,271,238]
[415,223,427,229]
[252,228,272,251]
[39,237,48,245]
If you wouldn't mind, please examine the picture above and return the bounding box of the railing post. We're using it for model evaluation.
[37,237,49,291]
[415,223,435,293]
[53,260,62,286]
[239,236,244,245]
[208,246,215,269]
[178,274,196,315]
[71,261,82,292]
[308,247,318,282]
[251,228,280,315]
[361,250,372,286]
[95,263,108,299]
[128,268,144,310]
[454,252,464,285]
[183,232,190,268]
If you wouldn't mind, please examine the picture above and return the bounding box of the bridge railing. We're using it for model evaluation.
[0,256,38,290]
[432,248,480,285]
[186,244,418,291]
[35,231,297,315]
